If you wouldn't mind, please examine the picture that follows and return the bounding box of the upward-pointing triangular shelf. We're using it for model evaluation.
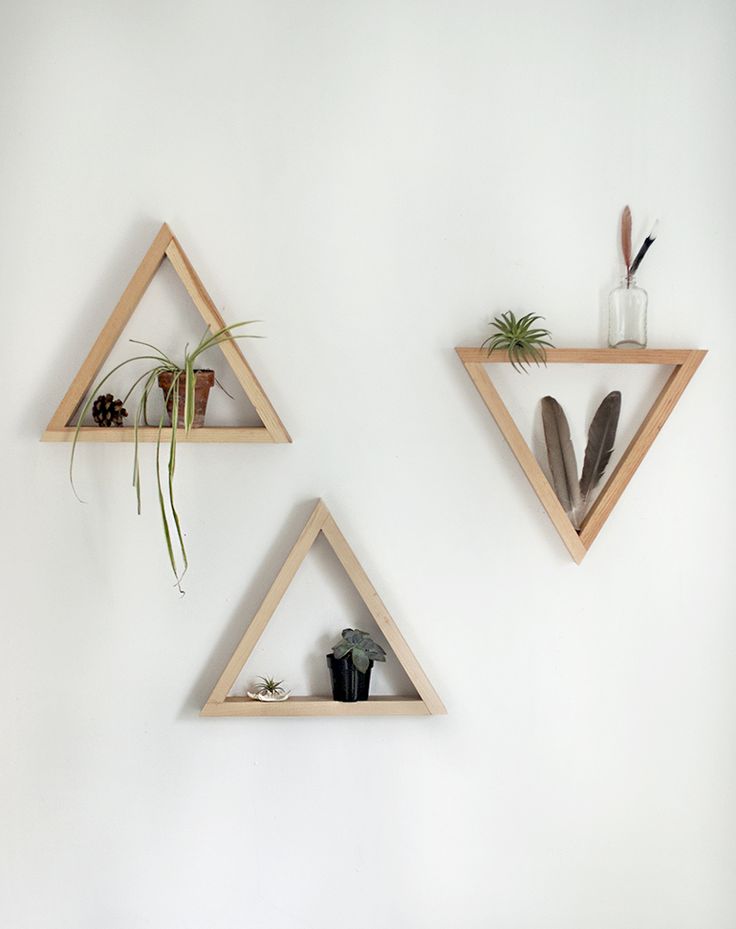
[456,347,707,563]
[202,500,446,717]
[42,223,290,443]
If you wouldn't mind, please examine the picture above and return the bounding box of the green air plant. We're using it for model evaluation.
[69,321,257,593]
[251,677,289,698]
[481,311,554,372]
[332,628,387,673]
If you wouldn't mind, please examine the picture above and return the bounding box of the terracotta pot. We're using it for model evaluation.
[158,369,215,428]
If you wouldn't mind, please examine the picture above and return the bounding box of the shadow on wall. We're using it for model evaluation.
[180,498,320,716]
[180,498,417,715]
[30,217,164,441]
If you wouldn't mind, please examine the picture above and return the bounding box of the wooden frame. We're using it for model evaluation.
[42,223,290,443]
[456,348,707,563]
[202,500,446,717]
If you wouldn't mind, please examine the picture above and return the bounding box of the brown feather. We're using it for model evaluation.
[541,396,583,527]
[580,391,622,505]
[620,205,632,272]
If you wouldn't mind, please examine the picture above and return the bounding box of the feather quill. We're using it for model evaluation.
[621,206,632,275]
[579,391,622,506]
[629,220,658,277]
[541,396,582,527]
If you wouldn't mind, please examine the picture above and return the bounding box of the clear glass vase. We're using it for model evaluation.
[608,276,647,348]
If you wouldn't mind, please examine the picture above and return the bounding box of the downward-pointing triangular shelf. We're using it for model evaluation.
[42,223,290,443]
[456,348,707,563]
[202,500,446,717]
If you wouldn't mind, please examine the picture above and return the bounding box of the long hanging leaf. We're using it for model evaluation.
[155,374,186,593]
[184,355,194,433]
[70,319,260,593]
[579,391,622,506]
[156,406,178,583]
[621,205,632,274]
[69,355,170,501]
[541,396,583,527]
[133,398,141,510]
[167,382,188,582]
[132,368,164,514]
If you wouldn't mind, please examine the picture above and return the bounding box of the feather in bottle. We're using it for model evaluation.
[541,396,583,527]
[621,206,632,280]
[629,221,659,276]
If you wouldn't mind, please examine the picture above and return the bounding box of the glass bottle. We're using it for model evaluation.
[608,276,647,348]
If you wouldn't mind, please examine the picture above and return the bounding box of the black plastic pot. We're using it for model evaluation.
[326,654,374,702]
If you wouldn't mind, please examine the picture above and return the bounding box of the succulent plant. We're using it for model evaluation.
[481,310,554,372]
[332,629,386,673]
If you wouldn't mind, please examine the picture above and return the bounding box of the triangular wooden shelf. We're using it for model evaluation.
[42,223,290,443]
[456,347,707,563]
[202,500,446,717]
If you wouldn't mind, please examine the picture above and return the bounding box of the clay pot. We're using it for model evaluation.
[158,369,215,428]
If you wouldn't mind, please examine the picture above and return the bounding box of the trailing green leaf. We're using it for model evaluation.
[167,379,188,584]
[68,321,259,592]
[69,355,170,501]
[155,412,179,590]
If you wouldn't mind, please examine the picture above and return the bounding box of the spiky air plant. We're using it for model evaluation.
[481,311,554,372]
[247,677,291,702]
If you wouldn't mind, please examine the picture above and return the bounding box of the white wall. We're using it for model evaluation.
[3,2,735,927]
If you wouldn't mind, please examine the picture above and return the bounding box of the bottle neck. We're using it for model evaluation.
[622,274,638,289]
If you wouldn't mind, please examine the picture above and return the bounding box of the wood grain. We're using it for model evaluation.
[456,346,707,562]
[321,513,447,714]
[43,223,290,444]
[202,500,446,717]
[578,349,707,547]
[461,360,587,563]
[206,501,328,705]
[202,696,429,717]
[47,223,173,430]
[456,348,696,365]
[165,237,290,443]
[42,426,275,443]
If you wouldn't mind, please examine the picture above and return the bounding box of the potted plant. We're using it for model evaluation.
[327,629,386,702]
[69,321,256,593]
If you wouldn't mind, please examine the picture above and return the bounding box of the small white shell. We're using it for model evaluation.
[246,690,291,702]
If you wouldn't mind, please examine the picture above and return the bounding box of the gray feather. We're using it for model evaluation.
[541,396,582,527]
[580,391,622,504]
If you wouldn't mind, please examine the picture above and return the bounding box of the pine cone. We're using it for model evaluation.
[92,394,128,427]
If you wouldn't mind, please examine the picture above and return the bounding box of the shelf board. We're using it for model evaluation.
[42,426,275,443]
[201,500,446,718]
[43,223,290,443]
[456,347,698,365]
[456,346,707,562]
[202,696,429,717]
